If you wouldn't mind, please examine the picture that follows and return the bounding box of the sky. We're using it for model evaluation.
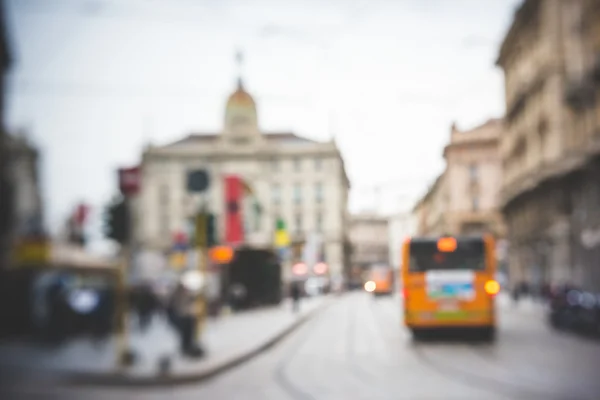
[4,0,522,254]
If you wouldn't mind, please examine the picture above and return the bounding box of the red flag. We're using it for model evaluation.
[224,175,244,244]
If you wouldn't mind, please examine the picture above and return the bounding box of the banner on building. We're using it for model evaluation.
[224,175,244,244]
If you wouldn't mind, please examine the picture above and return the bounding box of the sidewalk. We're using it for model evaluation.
[496,291,549,316]
[0,295,331,387]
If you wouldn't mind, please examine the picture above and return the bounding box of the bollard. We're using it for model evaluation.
[158,355,172,376]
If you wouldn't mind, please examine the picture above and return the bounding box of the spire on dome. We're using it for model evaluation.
[235,49,244,88]
[223,49,259,136]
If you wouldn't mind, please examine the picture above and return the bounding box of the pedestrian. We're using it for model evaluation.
[511,282,521,305]
[170,283,203,358]
[290,281,301,313]
[136,285,156,332]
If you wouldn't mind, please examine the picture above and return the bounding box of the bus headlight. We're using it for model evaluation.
[364,281,376,293]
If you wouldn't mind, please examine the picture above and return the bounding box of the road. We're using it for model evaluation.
[7,292,600,400]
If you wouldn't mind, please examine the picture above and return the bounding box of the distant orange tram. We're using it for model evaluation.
[364,265,394,296]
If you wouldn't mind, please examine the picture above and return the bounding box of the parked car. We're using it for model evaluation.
[548,284,600,337]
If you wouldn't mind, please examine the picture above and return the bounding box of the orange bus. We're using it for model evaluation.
[365,265,394,296]
[401,235,499,340]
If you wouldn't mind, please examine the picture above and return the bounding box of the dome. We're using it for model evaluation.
[224,78,259,133]
[226,79,256,109]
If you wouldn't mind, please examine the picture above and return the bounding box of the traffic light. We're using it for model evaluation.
[104,197,130,245]
[274,218,290,248]
[207,213,217,247]
[195,212,217,248]
[276,218,286,231]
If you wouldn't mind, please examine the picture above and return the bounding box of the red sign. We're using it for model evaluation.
[173,231,187,244]
[224,175,244,244]
[292,263,308,276]
[118,166,141,196]
[74,203,90,226]
[313,262,328,275]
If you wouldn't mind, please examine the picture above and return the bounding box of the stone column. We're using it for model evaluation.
[549,217,572,285]
[508,243,525,288]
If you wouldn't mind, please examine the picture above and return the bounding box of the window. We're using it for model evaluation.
[316,212,323,232]
[295,214,303,233]
[293,158,301,172]
[469,164,478,181]
[272,184,281,205]
[315,158,323,171]
[160,214,170,238]
[293,183,302,204]
[472,197,479,212]
[159,184,169,205]
[315,182,323,203]
[271,159,279,172]
[408,240,485,272]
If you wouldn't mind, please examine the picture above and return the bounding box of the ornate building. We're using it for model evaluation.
[413,119,505,238]
[497,0,600,290]
[136,78,350,281]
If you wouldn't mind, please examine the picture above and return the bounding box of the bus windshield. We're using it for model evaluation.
[408,240,485,272]
[370,266,390,279]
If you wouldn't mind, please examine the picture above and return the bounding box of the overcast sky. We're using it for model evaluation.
[4,0,521,254]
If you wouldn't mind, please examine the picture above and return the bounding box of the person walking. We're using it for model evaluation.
[290,281,301,313]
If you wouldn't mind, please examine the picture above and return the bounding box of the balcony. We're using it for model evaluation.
[565,77,596,111]
[506,69,548,123]
[592,52,600,83]
[500,151,589,211]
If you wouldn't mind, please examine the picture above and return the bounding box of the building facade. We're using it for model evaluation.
[388,211,417,270]
[0,133,44,268]
[413,173,448,236]
[413,120,505,238]
[497,0,600,290]
[136,79,351,281]
[348,213,390,269]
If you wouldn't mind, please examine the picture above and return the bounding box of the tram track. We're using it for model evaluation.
[366,294,565,400]
[273,293,393,400]
[271,301,329,400]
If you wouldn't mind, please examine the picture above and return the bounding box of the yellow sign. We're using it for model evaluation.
[274,230,290,248]
[14,240,51,265]
[170,252,187,270]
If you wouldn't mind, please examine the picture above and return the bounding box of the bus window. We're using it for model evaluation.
[409,240,485,272]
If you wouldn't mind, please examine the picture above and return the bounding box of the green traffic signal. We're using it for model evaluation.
[276,218,286,231]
